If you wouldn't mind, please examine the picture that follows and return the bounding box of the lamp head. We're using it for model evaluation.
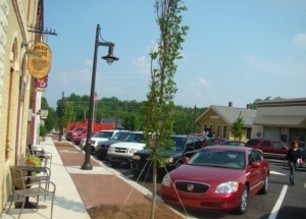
[101,46,119,64]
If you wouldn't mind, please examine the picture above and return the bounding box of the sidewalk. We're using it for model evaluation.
[3,137,153,219]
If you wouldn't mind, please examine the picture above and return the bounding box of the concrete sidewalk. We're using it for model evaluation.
[2,137,154,219]
[2,137,91,219]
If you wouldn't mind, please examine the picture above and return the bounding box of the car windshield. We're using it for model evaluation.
[93,131,114,138]
[168,136,187,152]
[110,132,131,141]
[188,150,245,169]
[125,133,145,143]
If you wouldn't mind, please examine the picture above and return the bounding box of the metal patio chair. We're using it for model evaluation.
[7,166,56,219]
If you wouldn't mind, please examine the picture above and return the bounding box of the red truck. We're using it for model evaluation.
[245,138,289,159]
[65,121,114,141]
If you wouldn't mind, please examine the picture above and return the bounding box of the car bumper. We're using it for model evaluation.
[96,148,108,158]
[107,153,132,164]
[160,185,241,211]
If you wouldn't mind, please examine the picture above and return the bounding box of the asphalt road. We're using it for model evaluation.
[101,158,306,219]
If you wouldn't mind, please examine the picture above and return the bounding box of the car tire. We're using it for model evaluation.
[259,175,269,194]
[235,186,249,215]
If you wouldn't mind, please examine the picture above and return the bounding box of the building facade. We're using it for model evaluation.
[0,0,44,210]
[196,103,256,142]
[252,98,306,147]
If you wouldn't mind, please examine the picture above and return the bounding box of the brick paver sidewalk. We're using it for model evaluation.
[53,141,152,209]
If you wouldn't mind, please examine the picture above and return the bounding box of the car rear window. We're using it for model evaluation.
[246,139,260,146]
[261,141,271,147]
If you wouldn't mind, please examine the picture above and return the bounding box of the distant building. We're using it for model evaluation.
[252,98,306,147]
[196,102,256,141]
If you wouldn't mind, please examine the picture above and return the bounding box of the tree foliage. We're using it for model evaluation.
[231,112,244,140]
[44,93,203,135]
[41,97,57,133]
[143,1,188,217]
[251,96,284,109]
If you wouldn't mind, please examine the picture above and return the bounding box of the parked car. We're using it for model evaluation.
[95,130,131,160]
[73,132,87,145]
[160,146,270,215]
[293,146,306,168]
[131,134,205,178]
[203,137,227,146]
[245,138,289,159]
[78,131,97,148]
[65,127,86,141]
[221,140,245,147]
[107,131,145,166]
[88,130,120,153]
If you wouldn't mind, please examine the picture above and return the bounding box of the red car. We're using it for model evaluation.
[245,138,289,159]
[160,146,269,214]
[73,132,88,145]
[65,127,86,141]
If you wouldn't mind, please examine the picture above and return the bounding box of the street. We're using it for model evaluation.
[103,159,306,219]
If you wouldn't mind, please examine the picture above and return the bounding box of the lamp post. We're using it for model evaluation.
[81,24,119,170]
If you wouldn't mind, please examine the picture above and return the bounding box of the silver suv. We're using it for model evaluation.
[107,131,145,166]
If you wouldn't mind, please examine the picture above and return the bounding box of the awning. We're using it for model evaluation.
[254,115,306,127]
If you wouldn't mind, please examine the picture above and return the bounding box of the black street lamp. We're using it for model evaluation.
[81,24,119,170]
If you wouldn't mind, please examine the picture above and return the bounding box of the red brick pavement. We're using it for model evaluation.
[54,142,152,208]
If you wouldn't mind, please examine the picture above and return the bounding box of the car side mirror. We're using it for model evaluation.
[250,161,261,168]
[181,157,189,164]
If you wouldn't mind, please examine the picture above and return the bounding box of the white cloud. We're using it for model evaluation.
[292,33,306,48]
[180,77,210,101]
[131,56,150,74]
[195,77,210,88]
[243,54,306,77]
[132,56,147,67]
[85,59,92,66]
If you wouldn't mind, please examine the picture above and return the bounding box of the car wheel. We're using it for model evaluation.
[91,146,96,154]
[259,175,269,194]
[235,186,248,215]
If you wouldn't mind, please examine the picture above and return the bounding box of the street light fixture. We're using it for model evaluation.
[81,24,119,170]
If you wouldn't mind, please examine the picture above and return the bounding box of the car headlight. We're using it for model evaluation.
[108,147,115,153]
[215,181,239,194]
[167,157,174,164]
[133,155,141,160]
[161,173,172,187]
[129,148,139,154]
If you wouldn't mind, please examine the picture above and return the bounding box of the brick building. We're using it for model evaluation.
[0,0,45,209]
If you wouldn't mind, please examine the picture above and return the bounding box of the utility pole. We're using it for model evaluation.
[193,105,196,133]
[58,91,64,141]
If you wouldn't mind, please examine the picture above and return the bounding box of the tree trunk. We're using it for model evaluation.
[150,158,157,219]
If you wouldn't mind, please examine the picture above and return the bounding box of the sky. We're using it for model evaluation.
[43,0,306,109]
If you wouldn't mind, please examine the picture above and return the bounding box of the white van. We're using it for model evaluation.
[107,131,145,166]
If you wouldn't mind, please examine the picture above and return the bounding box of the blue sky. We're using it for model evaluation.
[43,0,306,109]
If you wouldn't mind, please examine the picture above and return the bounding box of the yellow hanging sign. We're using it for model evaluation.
[28,42,52,79]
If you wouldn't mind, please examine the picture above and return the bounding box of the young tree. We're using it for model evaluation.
[231,112,244,140]
[143,0,188,217]
[56,97,75,141]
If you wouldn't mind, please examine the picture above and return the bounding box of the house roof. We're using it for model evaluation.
[196,105,256,127]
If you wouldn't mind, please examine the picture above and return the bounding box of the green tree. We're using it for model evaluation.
[56,96,75,141]
[143,1,188,217]
[231,112,244,140]
[39,125,47,141]
[45,107,57,133]
[41,97,57,133]
[251,96,284,109]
